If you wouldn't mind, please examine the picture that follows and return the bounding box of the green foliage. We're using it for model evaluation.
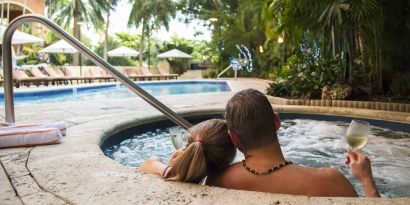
[203,69,218,78]
[46,0,109,30]
[389,73,410,101]
[267,54,343,99]
[91,36,136,66]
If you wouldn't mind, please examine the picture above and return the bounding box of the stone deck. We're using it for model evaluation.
[0,78,409,205]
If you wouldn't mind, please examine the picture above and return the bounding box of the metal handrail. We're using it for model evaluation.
[2,14,192,129]
[217,65,237,79]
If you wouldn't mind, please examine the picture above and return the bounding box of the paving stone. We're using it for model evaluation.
[0,164,22,205]
[0,152,30,178]
[20,192,67,205]
[11,175,42,197]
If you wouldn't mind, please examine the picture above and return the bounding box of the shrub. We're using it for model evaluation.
[203,69,218,78]
[390,73,410,101]
[266,54,343,99]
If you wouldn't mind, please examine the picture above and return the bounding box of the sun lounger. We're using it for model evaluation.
[158,67,178,80]
[12,69,50,88]
[140,67,162,80]
[123,67,145,81]
[61,66,93,84]
[42,66,70,85]
[87,67,114,82]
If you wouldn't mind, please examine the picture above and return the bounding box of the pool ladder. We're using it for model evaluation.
[2,14,192,129]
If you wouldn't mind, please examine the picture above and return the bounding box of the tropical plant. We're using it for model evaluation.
[93,36,136,66]
[103,0,120,61]
[45,0,109,65]
[128,0,177,66]
[267,53,344,99]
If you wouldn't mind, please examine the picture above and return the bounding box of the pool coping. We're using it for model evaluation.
[1,105,410,204]
[268,96,410,113]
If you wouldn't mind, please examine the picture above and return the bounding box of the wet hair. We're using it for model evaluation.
[225,89,277,151]
[165,119,236,183]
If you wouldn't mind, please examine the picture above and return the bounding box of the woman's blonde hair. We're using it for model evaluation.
[165,119,236,183]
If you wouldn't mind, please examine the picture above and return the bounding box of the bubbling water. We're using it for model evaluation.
[104,119,410,197]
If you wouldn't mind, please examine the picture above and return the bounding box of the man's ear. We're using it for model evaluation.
[228,130,243,151]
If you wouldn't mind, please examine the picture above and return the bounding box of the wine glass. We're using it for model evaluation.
[169,126,183,150]
[345,120,370,150]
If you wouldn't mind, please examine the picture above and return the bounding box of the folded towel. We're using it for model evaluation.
[0,127,62,148]
[0,121,67,136]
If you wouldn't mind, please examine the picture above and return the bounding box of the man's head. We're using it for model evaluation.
[225,89,277,151]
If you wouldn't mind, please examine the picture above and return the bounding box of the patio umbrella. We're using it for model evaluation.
[108,46,139,57]
[157,49,192,58]
[39,40,78,54]
[0,26,44,44]
[39,40,82,76]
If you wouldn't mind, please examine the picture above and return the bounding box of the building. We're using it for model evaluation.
[1,0,45,22]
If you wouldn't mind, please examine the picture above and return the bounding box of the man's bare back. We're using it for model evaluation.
[220,89,380,197]
[207,162,358,197]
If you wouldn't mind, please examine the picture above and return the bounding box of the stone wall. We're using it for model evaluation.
[268,96,410,113]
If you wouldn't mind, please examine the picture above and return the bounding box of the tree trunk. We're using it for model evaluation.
[331,26,336,59]
[147,23,151,69]
[73,0,80,66]
[104,0,112,61]
[138,20,146,67]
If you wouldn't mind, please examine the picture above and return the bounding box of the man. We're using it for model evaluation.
[207,89,380,197]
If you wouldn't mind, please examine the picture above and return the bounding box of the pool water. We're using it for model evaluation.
[103,119,410,197]
[0,81,231,104]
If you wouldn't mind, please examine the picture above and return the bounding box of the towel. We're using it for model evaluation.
[0,122,66,148]
[0,121,67,136]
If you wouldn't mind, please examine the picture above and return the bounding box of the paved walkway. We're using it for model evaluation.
[0,78,408,204]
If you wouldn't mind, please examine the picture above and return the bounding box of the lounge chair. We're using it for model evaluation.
[140,67,162,80]
[123,67,145,81]
[61,66,93,84]
[42,66,70,85]
[12,69,49,87]
[157,67,178,80]
[87,67,114,82]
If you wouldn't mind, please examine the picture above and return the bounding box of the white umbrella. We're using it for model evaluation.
[108,46,139,57]
[39,40,78,53]
[157,49,192,58]
[0,26,44,45]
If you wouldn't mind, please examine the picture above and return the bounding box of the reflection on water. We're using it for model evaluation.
[104,119,410,197]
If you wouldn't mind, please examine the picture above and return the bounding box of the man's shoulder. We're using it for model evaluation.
[301,166,357,197]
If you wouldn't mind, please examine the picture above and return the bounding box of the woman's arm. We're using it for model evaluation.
[139,156,168,176]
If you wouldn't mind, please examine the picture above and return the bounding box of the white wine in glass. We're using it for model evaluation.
[346,120,370,150]
[169,126,183,150]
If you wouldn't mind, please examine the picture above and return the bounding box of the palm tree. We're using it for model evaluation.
[104,0,119,61]
[45,0,109,65]
[128,0,177,66]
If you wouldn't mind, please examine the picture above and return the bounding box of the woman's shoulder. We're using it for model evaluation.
[205,162,242,187]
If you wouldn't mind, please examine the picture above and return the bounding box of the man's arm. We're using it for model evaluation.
[346,150,381,197]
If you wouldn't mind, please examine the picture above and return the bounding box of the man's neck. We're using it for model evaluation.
[243,141,286,168]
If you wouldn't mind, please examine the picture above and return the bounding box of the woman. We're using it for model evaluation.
[139,119,237,183]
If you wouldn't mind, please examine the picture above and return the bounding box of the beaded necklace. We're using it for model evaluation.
[242,160,293,175]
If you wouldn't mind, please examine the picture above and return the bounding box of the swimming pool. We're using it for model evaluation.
[101,113,410,197]
[0,81,231,105]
